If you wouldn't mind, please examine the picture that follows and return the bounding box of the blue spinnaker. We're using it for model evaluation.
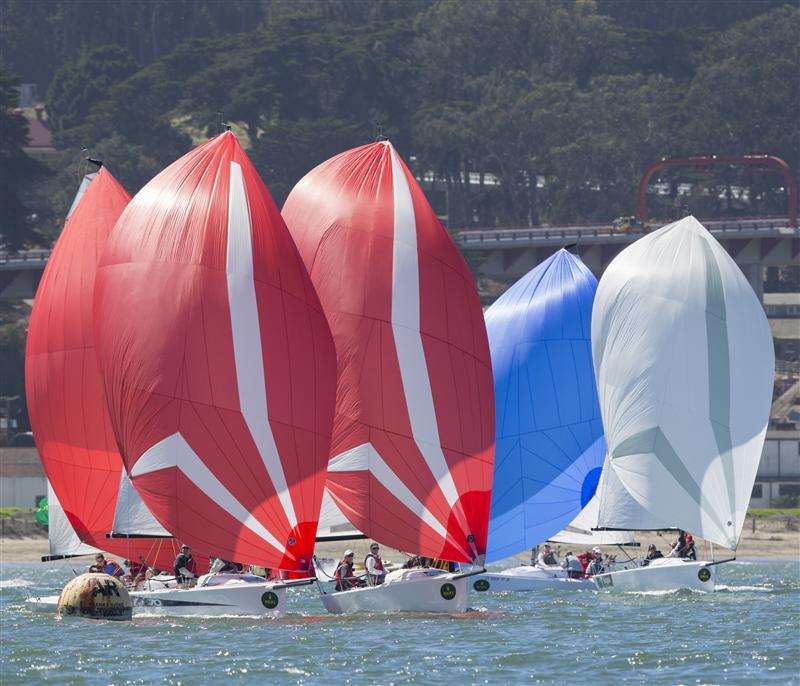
[485,249,605,562]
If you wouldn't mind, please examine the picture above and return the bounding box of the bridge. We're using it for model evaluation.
[1,217,798,301]
[455,217,799,301]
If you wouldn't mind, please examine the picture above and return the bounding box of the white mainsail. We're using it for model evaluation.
[592,216,773,549]
[111,471,170,537]
[315,488,363,541]
[550,460,640,545]
[45,482,100,559]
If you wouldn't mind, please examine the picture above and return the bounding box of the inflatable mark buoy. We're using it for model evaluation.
[57,573,132,621]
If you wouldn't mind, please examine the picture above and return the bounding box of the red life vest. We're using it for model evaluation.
[365,553,385,572]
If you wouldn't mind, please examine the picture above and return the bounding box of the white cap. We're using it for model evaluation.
[592,547,602,554]
[344,549,354,556]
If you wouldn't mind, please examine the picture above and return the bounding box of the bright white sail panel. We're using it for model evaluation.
[550,466,638,545]
[111,471,170,537]
[592,216,774,549]
[316,487,363,541]
[595,456,673,532]
[46,482,100,559]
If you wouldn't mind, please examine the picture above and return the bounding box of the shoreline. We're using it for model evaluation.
[2,517,798,567]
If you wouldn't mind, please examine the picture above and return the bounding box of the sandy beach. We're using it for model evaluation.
[2,515,798,566]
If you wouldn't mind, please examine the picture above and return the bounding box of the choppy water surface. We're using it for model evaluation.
[1,560,798,685]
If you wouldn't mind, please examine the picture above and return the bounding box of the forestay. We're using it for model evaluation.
[25,169,175,569]
[592,216,774,549]
[94,132,337,571]
[283,141,494,564]
[484,249,606,562]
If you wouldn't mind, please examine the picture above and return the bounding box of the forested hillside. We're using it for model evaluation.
[1,0,797,243]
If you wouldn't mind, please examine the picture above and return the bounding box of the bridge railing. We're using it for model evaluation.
[455,217,795,244]
[0,250,52,266]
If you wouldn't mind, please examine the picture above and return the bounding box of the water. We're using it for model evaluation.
[1,560,798,685]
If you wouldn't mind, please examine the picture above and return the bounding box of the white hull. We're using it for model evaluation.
[129,574,287,616]
[25,595,60,612]
[472,565,593,592]
[593,558,716,593]
[320,568,468,614]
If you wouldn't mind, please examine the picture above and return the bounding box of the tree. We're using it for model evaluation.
[683,6,800,173]
[0,65,50,249]
[47,44,138,132]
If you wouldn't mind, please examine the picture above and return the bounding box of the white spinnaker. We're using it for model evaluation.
[47,482,100,558]
[111,470,170,537]
[592,216,773,549]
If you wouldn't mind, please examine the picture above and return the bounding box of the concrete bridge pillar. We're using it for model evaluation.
[742,264,764,303]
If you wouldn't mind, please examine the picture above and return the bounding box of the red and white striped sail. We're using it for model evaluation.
[93,132,337,572]
[282,142,494,564]
[25,168,177,568]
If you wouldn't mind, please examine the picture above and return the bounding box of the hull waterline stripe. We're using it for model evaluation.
[227,161,297,528]
[132,433,284,553]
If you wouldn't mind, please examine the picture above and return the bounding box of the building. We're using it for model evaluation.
[750,430,800,507]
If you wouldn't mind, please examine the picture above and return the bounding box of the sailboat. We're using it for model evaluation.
[282,141,495,613]
[590,216,774,592]
[92,132,338,615]
[471,249,608,592]
[25,167,180,571]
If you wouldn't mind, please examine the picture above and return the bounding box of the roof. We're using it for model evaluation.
[764,293,800,306]
[770,319,800,340]
[0,447,45,477]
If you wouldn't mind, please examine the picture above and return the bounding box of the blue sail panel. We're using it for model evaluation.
[485,249,605,562]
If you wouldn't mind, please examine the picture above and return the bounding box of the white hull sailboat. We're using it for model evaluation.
[93,133,339,613]
[589,216,774,592]
[320,569,468,614]
[477,250,628,594]
[472,565,592,592]
[129,574,288,617]
[593,558,716,593]
[284,141,495,614]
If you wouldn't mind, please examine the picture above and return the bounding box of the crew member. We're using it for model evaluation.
[174,545,198,585]
[364,543,387,586]
[561,551,584,579]
[537,544,559,567]
[90,553,124,578]
[334,550,362,591]
[585,547,605,576]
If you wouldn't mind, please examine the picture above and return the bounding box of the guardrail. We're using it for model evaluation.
[0,250,52,266]
[455,217,796,245]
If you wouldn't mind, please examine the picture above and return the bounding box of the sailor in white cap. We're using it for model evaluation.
[334,549,361,591]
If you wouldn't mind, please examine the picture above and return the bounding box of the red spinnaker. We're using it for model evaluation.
[283,142,494,563]
[25,168,178,568]
[93,132,337,571]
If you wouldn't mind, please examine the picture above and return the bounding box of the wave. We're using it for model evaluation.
[0,578,34,589]
[715,584,773,593]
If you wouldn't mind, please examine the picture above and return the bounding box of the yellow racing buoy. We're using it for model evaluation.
[57,573,132,621]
